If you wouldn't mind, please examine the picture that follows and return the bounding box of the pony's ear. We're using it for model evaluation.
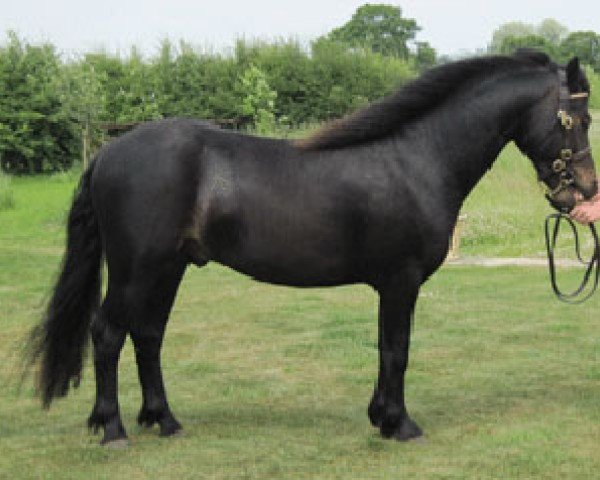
[566,57,581,91]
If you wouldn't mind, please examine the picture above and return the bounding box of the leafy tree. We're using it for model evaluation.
[58,61,107,167]
[490,22,535,53]
[117,48,161,122]
[310,37,414,120]
[499,34,559,58]
[0,32,76,173]
[414,41,436,71]
[560,31,600,72]
[151,39,178,117]
[236,64,277,134]
[152,40,241,121]
[198,55,240,121]
[537,18,568,46]
[326,4,420,59]
[154,41,205,118]
[234,39,312,124]
[490,18,568,55]
[80,52,126,123]
[1,30,422,173]
[231,37,415,125]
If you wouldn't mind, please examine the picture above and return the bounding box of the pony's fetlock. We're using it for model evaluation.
[88,402,127,444]
[138,404,182,436]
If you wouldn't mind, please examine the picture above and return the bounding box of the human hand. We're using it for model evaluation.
[570,193,600,225]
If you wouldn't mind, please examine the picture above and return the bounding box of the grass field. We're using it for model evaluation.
[1,121,600,478]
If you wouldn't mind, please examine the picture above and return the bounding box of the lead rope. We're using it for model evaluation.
[545,213,600,303]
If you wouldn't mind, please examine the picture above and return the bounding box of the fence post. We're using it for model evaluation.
[447,214,467,261]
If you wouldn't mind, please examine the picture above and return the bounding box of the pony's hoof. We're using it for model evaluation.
[381,416,423,442]
[158,415,183,437]
[102,438,130,449]
[159,423,183,438]
[379,414,423,442]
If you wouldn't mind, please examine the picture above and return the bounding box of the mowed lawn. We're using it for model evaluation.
[1,135,600,479]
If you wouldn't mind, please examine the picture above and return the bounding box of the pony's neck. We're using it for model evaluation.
[417,70,556,206]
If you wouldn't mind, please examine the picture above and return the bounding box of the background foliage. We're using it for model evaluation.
[0,33,76,173]
[491,18,600,75]
[0,5,599,173]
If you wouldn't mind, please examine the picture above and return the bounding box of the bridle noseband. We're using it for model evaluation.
[541,71,590,205]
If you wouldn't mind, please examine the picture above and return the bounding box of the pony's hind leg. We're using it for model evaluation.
[88,289,128,445]
[88,253,187,444]
[128,257,188,437]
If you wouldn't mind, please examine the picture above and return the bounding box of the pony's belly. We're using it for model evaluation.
[214,238,357,287]
[221,258,357,287]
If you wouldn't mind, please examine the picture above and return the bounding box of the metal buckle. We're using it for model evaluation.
[557,110,574,129]
[560,170,574,182]
[552,159,566,172]
[560,177,574,187]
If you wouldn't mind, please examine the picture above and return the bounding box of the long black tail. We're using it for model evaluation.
[29,160,102,407]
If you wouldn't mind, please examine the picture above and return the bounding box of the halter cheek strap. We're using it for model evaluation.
[543,70,590,202]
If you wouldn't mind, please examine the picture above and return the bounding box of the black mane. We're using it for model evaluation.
[297,51,555,151]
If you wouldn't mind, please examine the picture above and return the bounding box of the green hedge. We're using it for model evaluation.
[0,34,418,173]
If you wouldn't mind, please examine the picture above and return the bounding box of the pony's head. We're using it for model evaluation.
[516,57,596,212]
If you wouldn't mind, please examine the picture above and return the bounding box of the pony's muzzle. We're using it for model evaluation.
[575,176,598,200]
[572,149,597,199]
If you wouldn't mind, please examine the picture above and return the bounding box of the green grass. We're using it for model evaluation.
[1,121,600,479]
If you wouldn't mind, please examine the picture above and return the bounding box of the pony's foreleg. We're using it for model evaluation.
[368,271,423,441]
[129,258,187,437]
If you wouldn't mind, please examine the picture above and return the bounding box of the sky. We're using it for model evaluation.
[1,0,599,58]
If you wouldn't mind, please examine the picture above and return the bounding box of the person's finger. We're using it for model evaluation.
[570,207,583,218]
[571,210,588,224]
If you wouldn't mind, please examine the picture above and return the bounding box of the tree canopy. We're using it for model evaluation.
[323,3,436,69]
[491,19,600,74]
[490,18,569,54]
[560,31,600,72]
[327,4,419,59]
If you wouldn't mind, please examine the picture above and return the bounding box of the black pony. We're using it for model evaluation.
[29,52,596,445]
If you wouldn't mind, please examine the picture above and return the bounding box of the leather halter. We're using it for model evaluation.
[543,73,599,304]
[543,70,590,202]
